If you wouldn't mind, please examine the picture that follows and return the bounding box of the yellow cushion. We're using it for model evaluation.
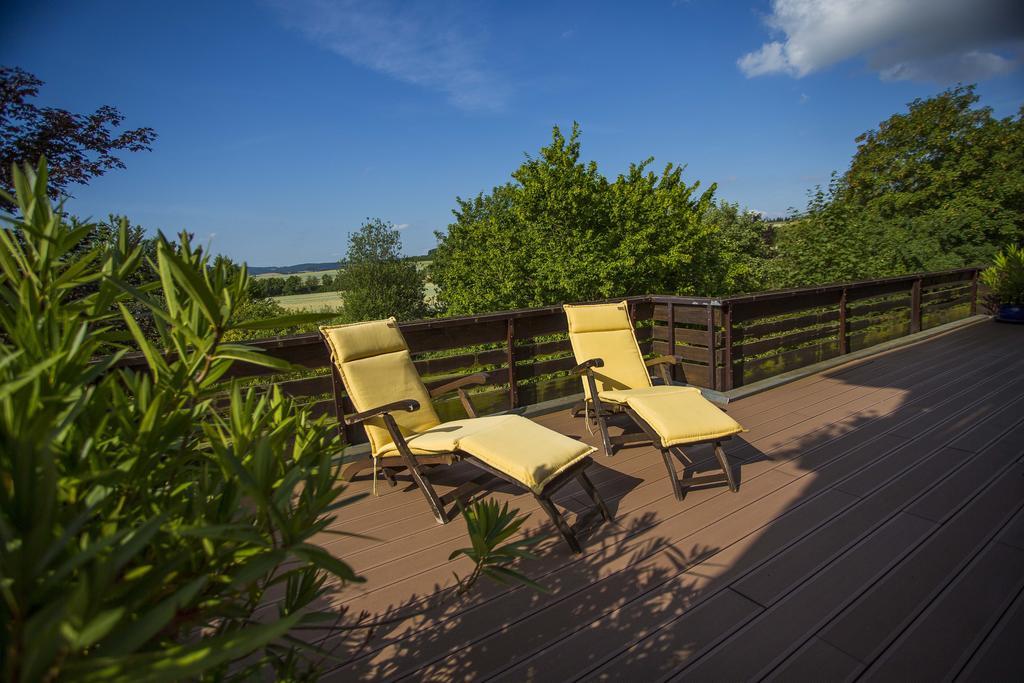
[607,386,744,447]
[459,416,595,493]
[380,415,595,493]
[375,417,506,457]
[599,385,703,404]
[564,301,651,400]
[321,319,441,456]
[327,318,407,363]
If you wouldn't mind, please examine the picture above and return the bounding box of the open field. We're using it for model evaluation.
[253,260,431,280]
[273,291,345,311]
[274,284,437,311]
[254,270,331,280]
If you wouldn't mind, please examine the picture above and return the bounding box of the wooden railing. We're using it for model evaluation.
[652,267,979,391]
[114,268,981,445]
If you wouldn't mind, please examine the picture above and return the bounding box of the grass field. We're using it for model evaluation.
[253,270,329,280]
[253,261,432,280]
[265,261,436,311]
[273,283,437,312]
[272,291,345,311]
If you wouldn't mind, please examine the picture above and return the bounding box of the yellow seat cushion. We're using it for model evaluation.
[564,301,651,399]
[598,385,703,404]
[378,415,595,494]
[321,319,441,457]
[605,386,744,447]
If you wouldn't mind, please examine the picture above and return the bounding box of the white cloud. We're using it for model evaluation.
[738,0,1024,82]
[270,0,509,111]
[394,223,410,230]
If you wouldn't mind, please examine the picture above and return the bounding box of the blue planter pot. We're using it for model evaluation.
[996,303,1024,323]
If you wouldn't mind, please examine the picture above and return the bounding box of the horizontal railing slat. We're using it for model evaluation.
[101,267,980,419]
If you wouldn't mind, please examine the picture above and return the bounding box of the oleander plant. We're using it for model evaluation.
[0,160,541,682]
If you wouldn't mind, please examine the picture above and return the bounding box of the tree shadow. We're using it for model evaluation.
[305,321,1017,680]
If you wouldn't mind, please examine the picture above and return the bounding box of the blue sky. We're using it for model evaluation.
[3,0,1022,266]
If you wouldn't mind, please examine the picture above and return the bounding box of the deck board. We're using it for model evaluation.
[310,320,1024,681]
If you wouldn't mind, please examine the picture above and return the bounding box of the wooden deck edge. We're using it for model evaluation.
[724,314,991,402]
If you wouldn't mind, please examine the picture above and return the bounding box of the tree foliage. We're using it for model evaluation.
[0,67,156,206]
[431,124,721,314]
[773,85,1024,287]
[337,218,427,322]
[698,201,775,295]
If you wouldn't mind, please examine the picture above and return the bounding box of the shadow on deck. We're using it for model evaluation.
[309,319,1024,681]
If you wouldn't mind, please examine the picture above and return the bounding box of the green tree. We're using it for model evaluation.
[431,124,718,315]
[282,274,303,295]
[699,201,775,295]
[0,67,156,207]
[775,85,1024,287]
[336,218,427,322]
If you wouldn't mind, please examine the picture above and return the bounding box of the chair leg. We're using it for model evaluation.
[660,448,685,501]
[570,400,587,418]
[713,441,738,492]
[576,471,612,522]
[535,494,582,554]
[595,411,614,457]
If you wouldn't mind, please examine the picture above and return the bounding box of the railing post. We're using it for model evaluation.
[970,268,979,315]
[722,303,733,391]
[506,318,518,410]
[910,277,922,333]
[838,287,848,355]
[706,304,717,390]
[667,302,677,383]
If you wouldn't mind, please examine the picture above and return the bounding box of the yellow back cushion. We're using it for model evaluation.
[321,319,441,456]
[564,301,651,399]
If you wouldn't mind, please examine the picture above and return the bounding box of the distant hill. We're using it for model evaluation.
[249,253,433,276]
[248,262,338,276]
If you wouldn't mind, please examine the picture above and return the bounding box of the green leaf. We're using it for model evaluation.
[292,544,364,584]
[157,242,221,326]
[69,608,126,649]
[67,611,305,683]
[97,578,208,656]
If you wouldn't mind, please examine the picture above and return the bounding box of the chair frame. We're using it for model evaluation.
[571,356,738,501]
[329,365,612,553]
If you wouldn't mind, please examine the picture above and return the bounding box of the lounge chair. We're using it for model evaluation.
[320,318,612,552]
[563,301,744,500]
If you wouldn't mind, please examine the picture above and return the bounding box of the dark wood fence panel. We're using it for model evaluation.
[719,268,978,388]
[104,269,980,442]
[649,300,721,389]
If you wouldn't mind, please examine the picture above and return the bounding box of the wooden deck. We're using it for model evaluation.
[313,320,1024,681]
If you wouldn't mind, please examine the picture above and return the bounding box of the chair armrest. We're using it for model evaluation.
[572,358,604,375]
[429,372,487,398]
[344,399,420,426]
[644,355,679,367]
[645,354,678,385]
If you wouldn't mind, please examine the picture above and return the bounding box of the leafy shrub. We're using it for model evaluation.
[0,161,540,681]
[981,244,1024,305]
